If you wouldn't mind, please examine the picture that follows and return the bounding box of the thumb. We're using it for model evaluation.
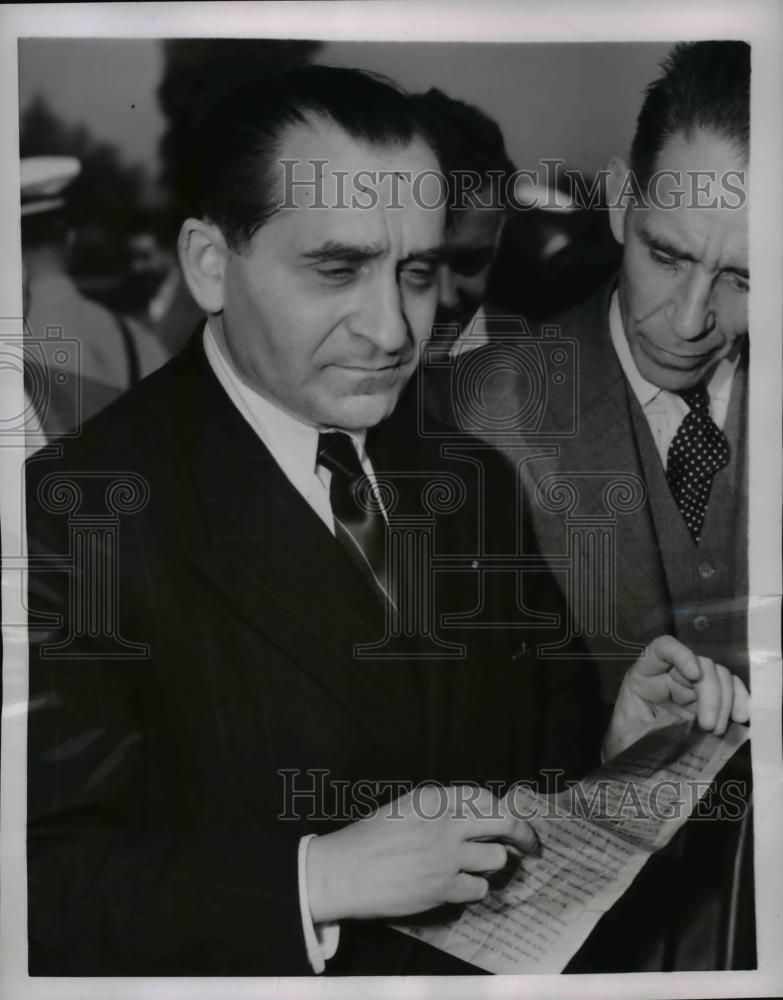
[638,635,702,684]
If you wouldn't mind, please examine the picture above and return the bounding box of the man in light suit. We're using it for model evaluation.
[441,41,750,700]
[26,64,747,977]
[431,42,752,970]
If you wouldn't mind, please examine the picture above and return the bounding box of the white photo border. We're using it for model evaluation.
[1,3,780,999]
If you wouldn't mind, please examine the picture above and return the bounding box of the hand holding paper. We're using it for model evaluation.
[307,785,538,923]
[604,634,750,760]
[394,711,750,974]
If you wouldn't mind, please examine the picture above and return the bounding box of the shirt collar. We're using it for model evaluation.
[453,304,486,348]
[608,290,741,408]
[202,321,367,495]
[608,290,662,407]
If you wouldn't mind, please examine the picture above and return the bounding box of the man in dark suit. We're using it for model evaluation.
[427,42,752,969]
[26,64,747,977]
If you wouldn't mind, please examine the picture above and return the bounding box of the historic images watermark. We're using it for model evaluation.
[277,159,747,212]
[276,770,749,824]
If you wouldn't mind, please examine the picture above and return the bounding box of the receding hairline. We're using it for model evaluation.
[232,114,441,236]
[272,109,438,163]
[193,81,443,251]
[648,124,749,180]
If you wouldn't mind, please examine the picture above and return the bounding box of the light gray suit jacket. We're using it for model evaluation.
[425,286,749,701]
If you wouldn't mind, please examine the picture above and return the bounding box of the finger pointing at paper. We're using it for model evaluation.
[603,635,750,760]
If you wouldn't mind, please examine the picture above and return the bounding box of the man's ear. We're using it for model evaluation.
[606,157,630,247]
[178,218,228,314]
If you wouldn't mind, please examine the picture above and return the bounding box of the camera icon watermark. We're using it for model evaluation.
[0,315,81,447]
[416,317,579,440]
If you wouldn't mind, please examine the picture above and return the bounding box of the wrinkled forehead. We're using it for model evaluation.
[650,129,747,206]
[638,192,749,269]
[273,119,441,206]
[640,128,748,261]
[644,199,747,247]
[269,119,445,253]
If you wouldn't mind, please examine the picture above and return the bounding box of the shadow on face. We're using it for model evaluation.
[434,200,506,337]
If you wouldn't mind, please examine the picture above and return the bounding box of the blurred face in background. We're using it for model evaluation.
[124,232,175,308]
[434,189,505,336]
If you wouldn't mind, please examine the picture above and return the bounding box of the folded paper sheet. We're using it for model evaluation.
[393,712,749,973]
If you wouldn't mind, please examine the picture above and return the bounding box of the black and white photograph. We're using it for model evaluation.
[0,3,781,998]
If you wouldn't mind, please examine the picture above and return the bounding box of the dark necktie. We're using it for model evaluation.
[317,431,390,601]
[665,382,730,542]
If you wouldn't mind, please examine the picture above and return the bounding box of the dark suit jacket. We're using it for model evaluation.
[26,333,604,976]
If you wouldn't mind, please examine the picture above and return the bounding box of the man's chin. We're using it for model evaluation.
[637,357,713,392]
[634,341,720,392]
[318,390,403,432]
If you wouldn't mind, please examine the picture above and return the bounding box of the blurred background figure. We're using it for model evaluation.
[411,88,514,350]
[19,40,326,414]
[108,210,202,358]
[21,156,168,437]
[487,169,621,321]
[120,216,178,320]
[411,86,622,355]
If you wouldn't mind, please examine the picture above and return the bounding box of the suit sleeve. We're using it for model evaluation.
[25,459,311,976]
[481,448,608,787]
[512,560,609,787]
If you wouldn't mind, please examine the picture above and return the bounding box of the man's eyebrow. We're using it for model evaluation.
[638,226,696,263]
[298,240,386,263]
[722,263,750,280]
[401,248,443,265]
[298,242,443,266]
[639,226,749,279]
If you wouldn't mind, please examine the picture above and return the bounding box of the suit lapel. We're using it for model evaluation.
[166,336,423,754]
[520,290,673,643]
[565,291,673,639]
[368,414,488,777]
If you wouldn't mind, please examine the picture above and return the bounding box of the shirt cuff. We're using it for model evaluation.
[297,833,340,974]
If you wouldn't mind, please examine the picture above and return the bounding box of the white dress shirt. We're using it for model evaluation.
[608,291,739,464]
[452,304,491,357]
[204,322,359,973]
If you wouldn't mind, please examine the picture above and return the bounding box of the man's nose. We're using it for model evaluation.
[354,274,409,354]
[437,265,459,312]
[668,269,716,341]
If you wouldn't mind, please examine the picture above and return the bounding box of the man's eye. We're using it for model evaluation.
[401,266,436,289]
[316,265,359,284]
[650,249,680,271]
[722,271,749,294]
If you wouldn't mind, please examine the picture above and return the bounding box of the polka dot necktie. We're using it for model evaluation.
[317,431,390,602]
[665,382,730,542]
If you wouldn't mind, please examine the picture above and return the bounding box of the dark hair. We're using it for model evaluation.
[190,64,434,249]
[410,88,515,210]
[630,40,750,189]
